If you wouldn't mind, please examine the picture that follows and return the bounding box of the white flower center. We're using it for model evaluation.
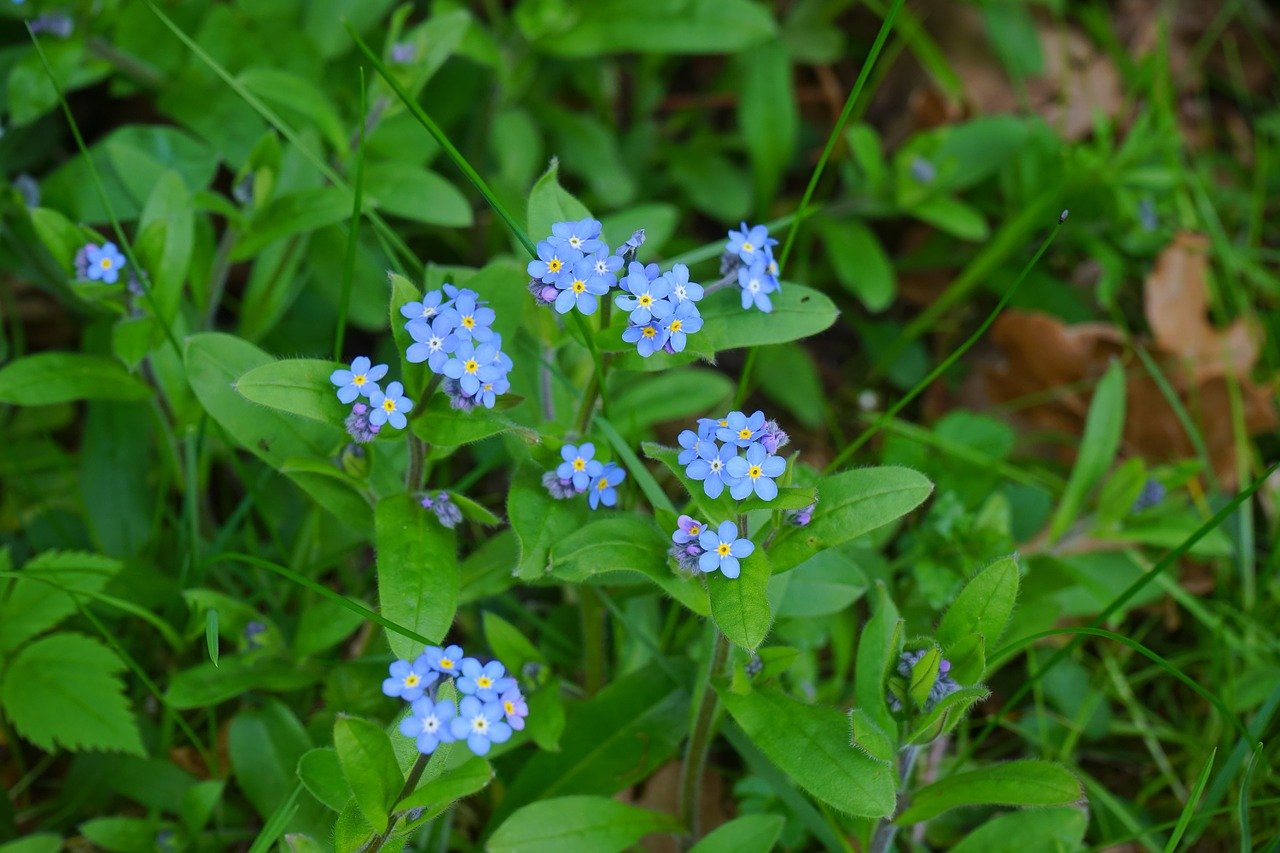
[674,286,687,299]
[471,716,488,733]
[423,716,439,733]
[429,336,442,350]
[709,459,722,473]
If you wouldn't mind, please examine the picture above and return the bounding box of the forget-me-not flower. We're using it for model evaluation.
[85,242,127,284]
[582,250,622,292]
[330,356,388,404]
[664,263,703,304]
[726,223,777,266]
[726,443,786,501]
[550,218,604,254]
[445,292,496,342]
[588,461,626,509]
[468,374,509,410]
[554,259,611,315]
[381,657,438,701]
[400,290,446,324]
[500,689,529,731]
[528,240,581,284]
[368,381,413,430]
[442,341,501,396]
[717,410,766,448]
[662,300,702,353]
[623,321,669,358]
[758,419,790,454]
[423,644,465,676]
[672,515,707,544]
[696,521,755,579]
[615,264,673,324]
[686,442,741,499]
[457,659,516,702]
[738,261,777,312]
[406,316,459,373]
[400,697,457,754]
[557,442,597,491]
[451,696,513,756]
[677,427,710,465]
[344,402,381,443]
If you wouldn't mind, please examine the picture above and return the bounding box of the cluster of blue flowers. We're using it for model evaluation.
[721,222,782,313]
[400,284,513,411]
[331,356,412,442]
[542,442,627,509]
[679,410,790,500]
[670,516,755,579]
[74,241,127,285]
[383,643,528,757]
[527,218,706,358]
[419,490,462,529]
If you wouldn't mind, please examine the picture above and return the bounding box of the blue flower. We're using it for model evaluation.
[696,520,755,579]
[457,659,516,702]
[677,428,710,465]
[717,410,766,447]
[368,381,413,430]
[500,689,529,731]
[557,442,597,491]
[582,250,623,292]
[758,419,790,454]
[421,491,463,528]
[527,240,582,284]
[554,259,611,315]
[345,402,381,443]
[672,514,708,544]
[423,644,465,676]
[442,341,500,396]
[725,443,786,501]
[726,222,777,266]
[443,284,477,302]
[550,218,605,254]
[615,264,673,324]
[406,316,459,373]
[738,261,777,312]
[450,696,513,756]
[588,461,626,509]
[445,292,496,342]
[787,502,816,527]
[664,263,703,304]
[617,229,646,262]
[85,242,126,284]
[400,697,457,754]
[382,658,438,702]
[487,335,515,373]
[661,300,702,353]
[623,320,669,358]
[469,374,510,409]
[542,470,578,499]
[330,356,388,404]
[685,442,741,499]
[400,290,446,324]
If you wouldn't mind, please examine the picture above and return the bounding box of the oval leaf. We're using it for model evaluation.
[895,760,1081,824]
[0,353,150,405]
[487,795,679,853]
[375,494,459,658]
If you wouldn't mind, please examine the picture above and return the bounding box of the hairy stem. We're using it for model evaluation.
[581,586,606,697]
[868,744,921,853]
[368,752,431,851]
[406,435,426,492]
[678,631,731,846]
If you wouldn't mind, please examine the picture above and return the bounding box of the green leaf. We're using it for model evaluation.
[709,549,773,652]
[482,613,545,676]
[164,657,320,709]
[896,760,1082,824]
[982,2,1044,81]
[818,218,896,312]
[754,343,826,428]
[0,550,122,651]
[29,206,93,275]
[721,687,896,818]
[334,716,404,829]
[855,584,903,733]
[769,467,933,572]
[298,747,351,812]
[333,799,375,853]
[739,39,797,205]
[375,494,459,658]
[180,780,225,833]
[388,271,428,399]
[689,814,785,853]
[235,358,345,424]
[232,187,352,260]
[526,161,592,244]
[905,685,990,746]
[849,708,895,764]
[519,0,776,57]
[950,807,1087,853]
[488,796,680,853]
[137,170,193,321]
[935,556,1020,670]
[507,464,587,580]
[773,548,868,619]
[0,836,63,853]
[79,817,159,853]
[1049,359,1126,540]
[694,283,838,354]
[0,353,150,405]
[908,195,989,241]
[228,699,313,821]
[239,68,347,153]
[608,369,735,434]
[0,633,143,755]
[908,646,944,709]
[395,755,492,818]
[364,163,473,227]
[411,394,537,448]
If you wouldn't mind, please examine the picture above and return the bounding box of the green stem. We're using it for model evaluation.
[677,631,731,845]
[571,371,601,436]
[580,586,606,697]
[335,68,368,361]
[406,435,426,493]
[370,753,431,851]
[868,745,921,853]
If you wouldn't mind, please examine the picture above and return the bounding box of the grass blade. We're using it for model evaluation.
[593,414,677,515]
[335,67,368,361]
[1165,749,1215,852]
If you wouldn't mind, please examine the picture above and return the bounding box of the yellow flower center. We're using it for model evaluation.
[688,525,700,536]
[462,315,475,329]
[548,258,563,272]
[404,674,420,687]
[477,676,493,689]
[464,359,479,374]
[597,478,609,491]
[642,326,656,338]
[748,465,762,479]
[718,419,729,427]
[669,319,682,333]
[439,657,454,670]
[717,542,731,557]
[382,398,397,413]
[738,428,753,440]
[741,241,754,253]
[638,294,652,307]
[572,458,586,471]
[353,374,367,386]
[572,279,586,294]
[101,258,113,269]
[503,700,515,714]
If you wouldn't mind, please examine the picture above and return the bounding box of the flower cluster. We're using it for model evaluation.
[401,284,513,410]
[680,410,790,501]
[542,442,627,509]
[887,649,961,713]
[420,491,462,528]
[383,643,528,757]
[330,356,412,442]
[669,516,754,579]
[721,222,782,313]
[527,218,706,358]
[74,241,127,285]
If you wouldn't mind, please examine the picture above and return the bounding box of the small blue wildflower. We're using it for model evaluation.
[406,315,459,373]
[726,443,786,501]
[664,263,703,305]
[421,491,463,528]
[582,250,623,292]
[726,222,777,266]
[554,259,611,315]
[85,242,126,284]
[457,659,516,702]
[909,156,937,184]
[442,378,477,412]
[528,240,582,284]
[467,374,510,410]
[30,12,73,37]
[442,341,500,396]
[588,461,626,509]
[528,278,560,306]
[615,264,673,324]
[623,320,669,358]
[787,502,816,527]
[445,292,496,342]
[244,621,267,650]
[738,261,777,312]
[1132,479,1166,512]
[696,521,755,579]
[617,229,646,262]
[368,381,413,430]
[344,402,381,443]
[685,442,741,499]
[557,442,597,491]
[500,689,529,731]
[424,644,465,676]
[400,697,457,754]
[550,218,605,254]
[672,514,708,544]
[451,696,512,756]
[542,470,579,499]
[382,657,438,702]
[486,335,514,373]
[400,290,447,324]
[14,174,39,208]
[717,410,767,448]
[758,419,790,454]
[390,42,417,64]
[442,284,476,302]
[330,356,388,404]
[677,428,709,465]
[661,300,703,353]
[1138,197,1159,232]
